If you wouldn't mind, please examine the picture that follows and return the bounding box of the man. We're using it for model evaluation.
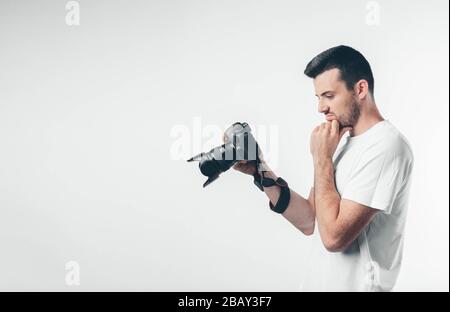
[231,45,414,291]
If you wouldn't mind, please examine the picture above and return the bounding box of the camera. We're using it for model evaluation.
[187,122,261,187]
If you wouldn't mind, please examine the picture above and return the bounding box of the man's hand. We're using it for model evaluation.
[310,120,351,162]
[222,133,265,176]
[232,160,258,176]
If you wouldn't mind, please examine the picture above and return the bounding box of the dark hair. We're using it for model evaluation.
[304,45,374,94]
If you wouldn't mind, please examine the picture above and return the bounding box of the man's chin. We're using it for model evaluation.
[339,122,353,129]
[324,116,353,129]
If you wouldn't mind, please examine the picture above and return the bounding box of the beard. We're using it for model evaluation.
[337,96,360,129]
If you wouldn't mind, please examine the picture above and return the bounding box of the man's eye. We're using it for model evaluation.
[325,95,334,99]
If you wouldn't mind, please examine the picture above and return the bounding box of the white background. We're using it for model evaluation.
[0,0,448,291]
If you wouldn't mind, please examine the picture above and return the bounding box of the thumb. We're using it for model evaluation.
[339,127,352,140]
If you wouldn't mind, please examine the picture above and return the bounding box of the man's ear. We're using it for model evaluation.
[354,79,369,101]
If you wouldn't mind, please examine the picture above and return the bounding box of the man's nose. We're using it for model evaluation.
[318,101,329,114]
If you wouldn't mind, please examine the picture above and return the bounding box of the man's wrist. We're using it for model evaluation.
[313,156,332,168]
[252,164,279,191]
[263,170,278,181]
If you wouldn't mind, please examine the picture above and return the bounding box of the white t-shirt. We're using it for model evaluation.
[300,120,414,292]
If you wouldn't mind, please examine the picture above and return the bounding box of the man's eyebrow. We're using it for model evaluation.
[315,90,334,97]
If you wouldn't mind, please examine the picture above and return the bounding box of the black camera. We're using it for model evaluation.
[187,122,261,187]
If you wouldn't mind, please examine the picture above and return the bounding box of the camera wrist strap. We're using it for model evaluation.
[252,158,291,214]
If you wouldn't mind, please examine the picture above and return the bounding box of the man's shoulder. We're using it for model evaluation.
[370,122,414,163]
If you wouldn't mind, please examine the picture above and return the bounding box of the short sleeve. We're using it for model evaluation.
[341,144,412,214]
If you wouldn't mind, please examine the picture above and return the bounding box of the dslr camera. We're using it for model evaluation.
[187,122,262,187]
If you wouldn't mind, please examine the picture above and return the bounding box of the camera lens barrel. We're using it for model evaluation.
[199,143,237,177]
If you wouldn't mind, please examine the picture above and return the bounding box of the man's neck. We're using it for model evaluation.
[350,102,384,137]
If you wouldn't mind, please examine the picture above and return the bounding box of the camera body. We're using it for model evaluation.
[187,122,260,187]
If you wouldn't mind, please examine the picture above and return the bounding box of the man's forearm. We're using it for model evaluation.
[261,169,315,235]
[313,157,341,241]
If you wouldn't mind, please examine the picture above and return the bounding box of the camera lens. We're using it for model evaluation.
[187,122,257,187]
[199,158,221,177]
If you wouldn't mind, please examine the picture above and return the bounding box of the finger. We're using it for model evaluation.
[331,119,339,135]
[233,160,246,168]
[321,122,330,133]
[233,163,242,170]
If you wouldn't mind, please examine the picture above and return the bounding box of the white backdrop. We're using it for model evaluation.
[0,0,448,291]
